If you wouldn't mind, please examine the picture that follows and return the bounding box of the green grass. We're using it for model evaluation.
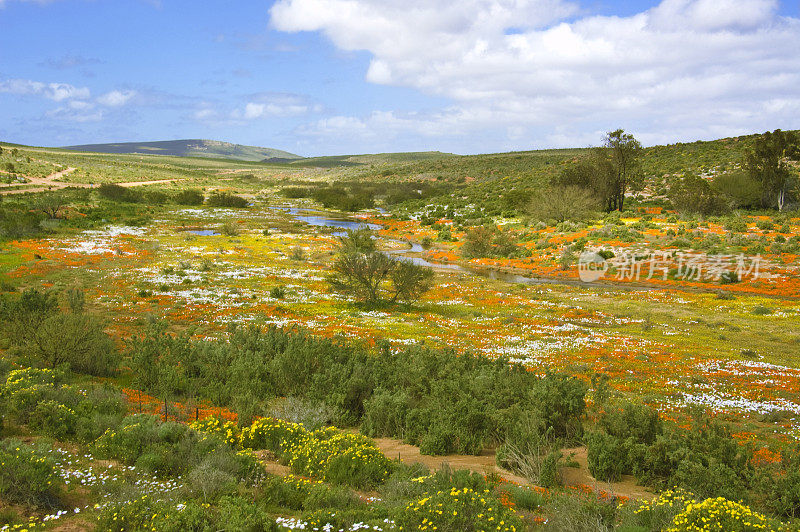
[61,139,301,162]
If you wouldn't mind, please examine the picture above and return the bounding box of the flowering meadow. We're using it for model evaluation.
[2,137,800,529]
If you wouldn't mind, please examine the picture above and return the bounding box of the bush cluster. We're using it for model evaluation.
[0,288,119,376]
[396,487,523,532]
[93,414,259,480]
[0,366,126,442]
[0,439,61,507]
[237,417,392,488]
[205,192,249,208]
[98,494,277,532]
[128,323,587,459]
[584,403,800,518]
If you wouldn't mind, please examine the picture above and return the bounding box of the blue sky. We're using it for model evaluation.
[1,0,799,156]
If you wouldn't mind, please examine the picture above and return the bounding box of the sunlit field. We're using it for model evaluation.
[2,134,800,531]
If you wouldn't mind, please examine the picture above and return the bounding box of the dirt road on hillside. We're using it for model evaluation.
[0,168,183,195]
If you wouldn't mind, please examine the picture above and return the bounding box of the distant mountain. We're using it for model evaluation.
[61,139,302,162]
[267,151,457,167]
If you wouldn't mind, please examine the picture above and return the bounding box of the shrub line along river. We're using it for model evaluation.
[286,208,662,293]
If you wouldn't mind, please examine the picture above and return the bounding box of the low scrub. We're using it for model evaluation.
[0,439,61,507]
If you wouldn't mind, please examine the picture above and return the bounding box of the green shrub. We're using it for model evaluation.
[93,414,242,478]
[286,429,393,488]
[0,439,61,506]
[98,183,141,203]
[206,192,249,208]
[142,190,169,205]
[175,188,205,205]
[261,474,358,511]
[23,312,119,375]
[0,288,58,345]
[542,491,618,532]
[239,416,307,454]
[586,431,629,482]
[396,487,523,532]
[269,285,286,299]
[503,485,546,511]
[190,415,240,447]
[29,400,77,440]
[529,373,586,441]
[74,384,127,443]
[600,403,663,445]
[98,494,170,532]
[216,495,276,531]
[361,389,412,440]
[758,448,800,518]
[5,384,54,424]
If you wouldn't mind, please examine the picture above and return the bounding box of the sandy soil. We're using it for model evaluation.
[372,437,655,500]
[0,167,183,195]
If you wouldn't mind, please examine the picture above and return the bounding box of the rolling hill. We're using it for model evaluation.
[61,139,302,162]
[269,151,457,167]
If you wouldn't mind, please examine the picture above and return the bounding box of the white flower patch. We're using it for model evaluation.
[216,265,324,282]
[698,359,800,378]
[173,207,265,220]
[3,446,188,530]
[62,240,117,255]
[56,225,147,256]
[87,225,148,238]
[679,391,800,416]
[275,517,395,531]
[149,272,205,285]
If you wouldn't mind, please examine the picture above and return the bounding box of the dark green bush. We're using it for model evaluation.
[29,400,77,439]
[93,414,250,479]
[600,403,662,445]
[587,431,629,481]
[174,188,205,205]
[206,192,249,208]
[98,183,142,203]
[0,439,61,507]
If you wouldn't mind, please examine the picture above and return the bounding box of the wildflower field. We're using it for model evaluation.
[1,134,800,530]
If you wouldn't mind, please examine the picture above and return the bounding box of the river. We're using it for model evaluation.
[284,208,650,290]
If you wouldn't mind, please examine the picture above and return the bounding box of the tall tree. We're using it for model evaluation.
[602,129,643,212]
[745,129,799,211]
[556,129,642,212]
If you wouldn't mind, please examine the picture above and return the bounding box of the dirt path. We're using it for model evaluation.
[116,178,184,187]
[372,437,654,501]
[0,170,182,195]
[0,166,84,195]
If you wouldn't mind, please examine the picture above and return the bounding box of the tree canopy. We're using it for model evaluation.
[327,229,434,307]
[556,129,643,212]
[745,129,799,211]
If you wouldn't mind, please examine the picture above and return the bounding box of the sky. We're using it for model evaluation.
[0,0,799,156]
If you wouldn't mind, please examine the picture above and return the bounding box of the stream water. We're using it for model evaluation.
[284,209,623,289]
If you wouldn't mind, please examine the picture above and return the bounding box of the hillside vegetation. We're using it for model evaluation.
[62,139,301,162]
[1,128,800,530]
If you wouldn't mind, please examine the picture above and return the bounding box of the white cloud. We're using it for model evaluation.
[45,106,104,123]
[241,101,310,119]
[193,93,320,124]
[0,78,145,123]
[272,0,800,150]
[97,89,137,107]
[0,78,90,101]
